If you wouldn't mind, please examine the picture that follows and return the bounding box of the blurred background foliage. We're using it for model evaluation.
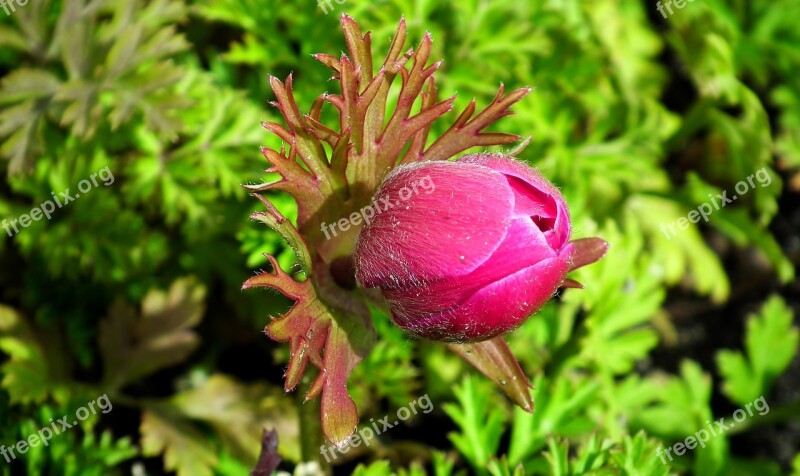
[0,0,799,475]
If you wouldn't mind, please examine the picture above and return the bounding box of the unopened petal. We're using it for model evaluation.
[389,243,574,342]
[355,161,514,289]
[459,153,571,248]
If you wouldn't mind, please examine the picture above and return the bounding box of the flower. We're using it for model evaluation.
[354,153,575,342]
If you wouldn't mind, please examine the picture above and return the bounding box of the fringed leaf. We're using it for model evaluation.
[243,255,374,446]
[249,195,313,275]
[421,85,531,162]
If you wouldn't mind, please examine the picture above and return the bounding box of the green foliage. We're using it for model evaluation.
[21,408,137,476]
[0,305,49,404]
[0,0,190,174]
[99,277,206,391]
[539,433,669,476]
[350,303,421,412]
[443,376,505,473]
[717,296,799,405]
[1,0,798,475]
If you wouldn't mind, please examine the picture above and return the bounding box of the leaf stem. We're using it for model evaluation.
[298,374,328,471]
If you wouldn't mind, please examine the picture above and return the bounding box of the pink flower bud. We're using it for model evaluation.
[354,153,575,342]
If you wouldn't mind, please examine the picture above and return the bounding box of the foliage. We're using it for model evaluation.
[1,0,798,475]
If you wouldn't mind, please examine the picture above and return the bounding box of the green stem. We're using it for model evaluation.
[297,374,329,472]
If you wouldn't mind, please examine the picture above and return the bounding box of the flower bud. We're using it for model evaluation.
[354,153,574,342]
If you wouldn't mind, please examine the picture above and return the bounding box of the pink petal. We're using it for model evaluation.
[382,218,553,315]
[446,217,555,291]
[386,236,574,342]
[355,161,514,288]
[458,154,571,248]
[452,246,573,339]
[506,175,557,220]
[389,244,573,341]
